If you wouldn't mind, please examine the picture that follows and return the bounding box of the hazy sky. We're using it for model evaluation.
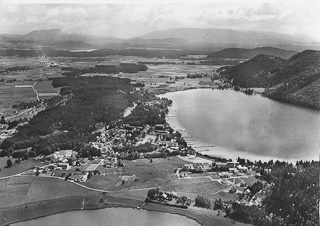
[1,0,320,41]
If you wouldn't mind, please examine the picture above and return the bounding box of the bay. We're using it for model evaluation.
[160,89,320,162]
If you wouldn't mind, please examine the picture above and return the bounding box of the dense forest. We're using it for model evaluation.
[207,47,297,60]
[264,50,320,109]
[220,50,320,109]
[0,76,141,156]
[61,63,148,76]
[214,162,319,226]
[123,99,172,127]
[221,54,286,87]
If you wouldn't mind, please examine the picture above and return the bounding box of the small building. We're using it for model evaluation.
[183,163,194,170]
[237,165,248,172]
[57,163,70,170]
[154,124,165,130]
[264,168,272,174]
[215,162,228,170]
[229,168,239,174]
[227,162,239,168]
[218,172,230,178]
[180,171,191,178]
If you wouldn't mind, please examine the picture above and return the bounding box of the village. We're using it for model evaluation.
[16,95,266,210]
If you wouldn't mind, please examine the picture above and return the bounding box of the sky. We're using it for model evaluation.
[1,0,320,42]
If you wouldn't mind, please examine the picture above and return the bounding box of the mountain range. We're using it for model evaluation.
[139,28,310,46]
[1,28,319,51]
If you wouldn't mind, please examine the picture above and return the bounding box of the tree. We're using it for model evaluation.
[28,151,36,158]
[214,198,223,210]
[0,115,6,124]
[147,188,159,200]
[6,159,12,168]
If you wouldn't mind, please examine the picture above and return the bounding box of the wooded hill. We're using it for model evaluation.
[221,50,320,109]
[264,50,320,109]
[207,47,297,60]
[221,54,286,87]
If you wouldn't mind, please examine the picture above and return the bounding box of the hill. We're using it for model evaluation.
[139,28,308,47]
[221,50,320,109]
[221,54,287,87]
[0,29,123,50]
[207,47,297,60]
[264,50,320,109]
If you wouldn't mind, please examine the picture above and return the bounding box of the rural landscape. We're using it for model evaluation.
[0,1,320,226]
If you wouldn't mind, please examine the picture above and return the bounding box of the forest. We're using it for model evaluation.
[214,161,319,226]
[0,76,141,156]
[61,63,148,76]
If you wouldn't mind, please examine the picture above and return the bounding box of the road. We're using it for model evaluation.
[32,73,42,101]
[6,108,33,120]
[4,73,43,120]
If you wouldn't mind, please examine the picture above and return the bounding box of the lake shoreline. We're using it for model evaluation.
[158,88,320,162]
[6,194,241,226]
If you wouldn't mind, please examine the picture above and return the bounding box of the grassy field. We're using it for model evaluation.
[0,56,62,115]
[83,156,248,203]
[34,80,60,95]
[0,158,45,177]
[0,176,101,208]
[0,195,104,226]
[120,64,219,93]
[0,83,37,113]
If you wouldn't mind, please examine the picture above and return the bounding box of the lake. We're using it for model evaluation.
[12,208,200,226]
[161,89,320,162]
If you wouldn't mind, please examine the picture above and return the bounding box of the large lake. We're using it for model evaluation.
[12,208,200,226]
[161,89,320,162]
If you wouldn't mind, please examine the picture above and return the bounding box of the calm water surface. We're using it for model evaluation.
[12,208,200,226]
[162,89,320,161]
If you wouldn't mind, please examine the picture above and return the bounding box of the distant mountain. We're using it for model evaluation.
[139,28,309,47]
[208,47,297,60]
[1,28,320,51]
[23,29,87,42]
[221,54,287,87]
[0,29,124,50]
[126,37,189,45]
[264,50,320,109]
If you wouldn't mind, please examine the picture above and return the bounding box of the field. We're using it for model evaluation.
[0,56,222,116]
[81,156,247,204]
[0,158,45,177]
[0,155,253,226]
[0,176,101,208]
[0,57,62,116]
[0,83,37,113]
[120,64,220,93]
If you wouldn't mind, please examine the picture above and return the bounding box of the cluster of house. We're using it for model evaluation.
[0,128,16,140]
[39,62,59,67]
[180,159,250,178]
[35,149,119,177]
[92,118,182,160]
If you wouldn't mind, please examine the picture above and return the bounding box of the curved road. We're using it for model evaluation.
[32,73,42,101]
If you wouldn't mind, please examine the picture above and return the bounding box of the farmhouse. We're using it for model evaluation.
[215,162,228,170]
[227,162,239,168]
[237,165,248,172]
[57,163,71,170]
[183,163,194,170]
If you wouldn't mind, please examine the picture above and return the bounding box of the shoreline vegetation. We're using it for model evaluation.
[0,192,238,226]
[3,191,240,226]
[0,63,319,226]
